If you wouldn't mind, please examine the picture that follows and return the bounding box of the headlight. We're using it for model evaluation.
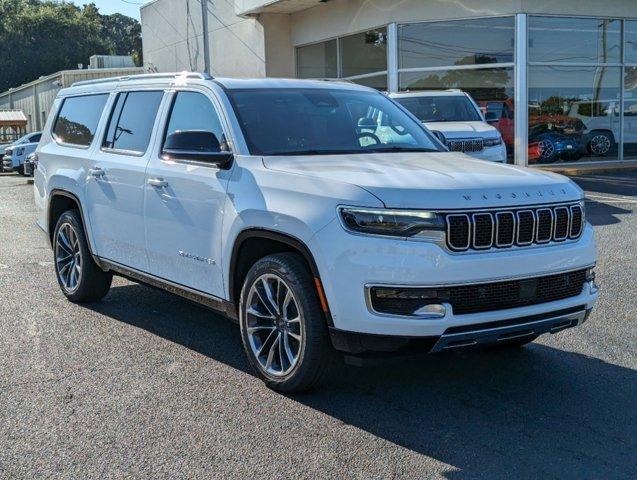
[483,134,502,147]
[338,206,444,239]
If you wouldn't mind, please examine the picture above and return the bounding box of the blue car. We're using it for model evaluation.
[529,125,583,164]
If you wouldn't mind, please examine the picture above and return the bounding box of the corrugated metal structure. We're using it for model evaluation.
[0,67,144,133]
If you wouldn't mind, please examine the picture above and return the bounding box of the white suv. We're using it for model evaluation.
[390,90,507,162]
[35,73,598,392]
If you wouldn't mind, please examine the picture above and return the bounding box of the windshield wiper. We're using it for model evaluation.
[363,146,439,153]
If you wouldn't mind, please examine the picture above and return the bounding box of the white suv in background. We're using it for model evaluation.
[390,90,507,162]
[35,73,597,392]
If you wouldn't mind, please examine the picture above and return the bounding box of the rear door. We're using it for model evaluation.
[84,89,166,272]
[143,88,233,297]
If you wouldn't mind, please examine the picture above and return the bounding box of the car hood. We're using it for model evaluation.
[424,121,498,138]
[262,152,582,209]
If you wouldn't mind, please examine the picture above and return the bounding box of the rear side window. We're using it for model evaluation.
[163,91,228,153]
[30,133,41,143]
[52,94,109,147]
[103,91,164,154]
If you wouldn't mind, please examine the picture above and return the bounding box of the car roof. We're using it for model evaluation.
[390,90,467,98]
[58,72,374,98]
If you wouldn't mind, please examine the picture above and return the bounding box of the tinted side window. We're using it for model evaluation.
[30,133,41,143]
[53,94,109,146]
[103,91,164,154]
[163,92,228,153]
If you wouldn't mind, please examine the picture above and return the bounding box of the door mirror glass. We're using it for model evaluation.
[162,130,232,166]
[485,111,499,123]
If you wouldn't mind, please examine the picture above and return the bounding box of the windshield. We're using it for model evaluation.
[227,88,441,156]
[394,95,482,123]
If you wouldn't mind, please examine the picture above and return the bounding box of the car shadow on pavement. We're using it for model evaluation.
[91,282,637,479]
[585,199,633,226]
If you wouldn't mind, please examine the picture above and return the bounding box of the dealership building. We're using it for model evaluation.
[141,0,637,168]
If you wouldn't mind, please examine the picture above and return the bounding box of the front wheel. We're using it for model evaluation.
[53,210,112,303]
[239,253,333,392]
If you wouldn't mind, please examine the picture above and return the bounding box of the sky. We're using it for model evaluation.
[70,0,142,20]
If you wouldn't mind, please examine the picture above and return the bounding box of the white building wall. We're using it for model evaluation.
[141,0,270,77]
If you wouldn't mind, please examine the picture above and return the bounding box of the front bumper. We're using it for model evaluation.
[466,143,507,162]
[2,156,14,171]
[310,219,598,339]
[330,305,592,354]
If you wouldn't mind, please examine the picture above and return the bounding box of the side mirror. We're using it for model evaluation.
[485,112,499,123]
[357,117,377,130]
[431,130,447,145]
[162,130,233,168]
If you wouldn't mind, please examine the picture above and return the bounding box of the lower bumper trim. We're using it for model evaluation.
[430,306,588,353]
[330,305,591,355]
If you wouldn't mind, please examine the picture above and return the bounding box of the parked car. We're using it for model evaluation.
[528,124,584,164]
[23,152,38,176]
[3,140,39,174]
[390,90,507,162]
[36,73,598,392]
[1,132,41,172]
[477,99,514,151]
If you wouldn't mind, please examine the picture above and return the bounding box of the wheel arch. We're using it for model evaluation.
[228,228,332,325]
[48,189,96,256]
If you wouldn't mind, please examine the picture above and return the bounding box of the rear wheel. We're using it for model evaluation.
[239,253,332,392]
[53,210,112,303]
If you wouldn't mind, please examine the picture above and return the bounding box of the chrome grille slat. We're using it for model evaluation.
[445,203,584,252]
[446,138,485,153]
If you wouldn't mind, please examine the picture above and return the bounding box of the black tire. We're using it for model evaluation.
[484,335,538,350]
[239,252,333,392]
[16,165,25,175]
[587,131,614,157]
[53,210,112,303]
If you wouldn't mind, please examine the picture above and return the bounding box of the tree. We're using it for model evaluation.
[0,0,142,92]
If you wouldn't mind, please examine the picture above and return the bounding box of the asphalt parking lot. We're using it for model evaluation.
[0,171,635,479]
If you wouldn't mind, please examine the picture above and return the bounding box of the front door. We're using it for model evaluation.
[143,89,233,297]
[85,90,165,272]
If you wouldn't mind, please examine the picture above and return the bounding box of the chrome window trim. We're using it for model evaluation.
[446,213,471,251]
[495,211,515,247]
[553,206,570,241]
[569,204,584,238]
[535,208,553,244]
[471,212,494,249]
[516,209,535,246]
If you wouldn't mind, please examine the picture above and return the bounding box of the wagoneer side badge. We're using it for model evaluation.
[178,251,215,265]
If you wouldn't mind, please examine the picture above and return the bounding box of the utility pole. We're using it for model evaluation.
[201,0,211,74]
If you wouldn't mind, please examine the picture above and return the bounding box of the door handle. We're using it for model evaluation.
[88,167,105,178]
[148,177,168,188]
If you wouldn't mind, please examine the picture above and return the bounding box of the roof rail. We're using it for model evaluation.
[71,71,213,87]
[313,78,354,84]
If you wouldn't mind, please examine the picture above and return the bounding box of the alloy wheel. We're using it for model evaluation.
[537,139,555,159]
[245,274,303,377]
[55,223,82,293]
[589,134,611,155]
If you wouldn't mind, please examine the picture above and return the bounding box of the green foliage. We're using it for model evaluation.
[0,0,142,92]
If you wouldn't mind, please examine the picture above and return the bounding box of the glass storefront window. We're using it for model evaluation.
[528,66,621,164]
[398,17,514,69]
[627,21,637,64]
[296,40,337,79]
[624,67,637,160]
[529,17,621,64]
[349,74,387,91]
[399,68,514,160]
[340,28,387,78]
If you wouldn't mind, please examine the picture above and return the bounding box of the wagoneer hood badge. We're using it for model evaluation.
[263,152,583,209]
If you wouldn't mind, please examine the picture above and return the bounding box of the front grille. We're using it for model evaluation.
[446,138,484,153]
[369,269,587,316]
[446,203,584,252]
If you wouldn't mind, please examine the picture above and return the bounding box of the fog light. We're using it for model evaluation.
[586,267,598,294]
[369,287,449,318]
